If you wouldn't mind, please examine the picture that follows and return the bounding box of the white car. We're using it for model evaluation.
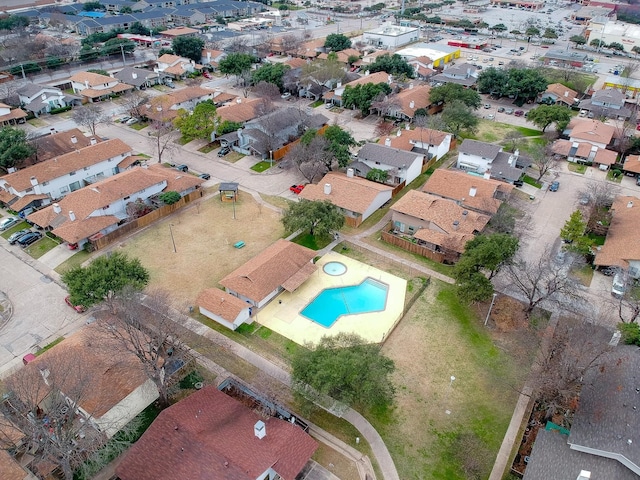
[0,217,19,231]
[612,272,626,298]
[125,118,139,125]
[281,92,291,100]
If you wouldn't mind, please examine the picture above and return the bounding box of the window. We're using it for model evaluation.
[84,167,90,171]
[69,181,81,192]
[69,171,76,176]
[26,188,33,193]
[123,196,130,200]
[42,181,49,186]
[375,161,381,165]
[60,186,69,194]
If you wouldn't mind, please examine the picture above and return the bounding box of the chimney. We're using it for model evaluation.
[409,83,414,89]
[347,168,354,177]
[365,70,370,76]
[53,203,61,214]
[132,72,138,79]
[207,51,211,62]
[483,170,491,180]
[71,135,77,144]
[236,98,242,104]
[90,138,97,145]
[69,211,76,221]
[409,100,415,109]
[30,176,38,187]
[254,420,266,439]
[336,81,342,88]
[157,106,163,112]
[396,129,401,137]
[576,471,591,480]
[452,220,459,231]
[469,186,477,197]
[41,93,46,101]
[84,80,89,88]
[564,90,569,97]
[324,183,332,195]
[628,201,634,208]
[385,137,391,147]
[405,123,410,130]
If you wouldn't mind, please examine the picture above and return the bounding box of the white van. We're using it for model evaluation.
[612,272,626,298]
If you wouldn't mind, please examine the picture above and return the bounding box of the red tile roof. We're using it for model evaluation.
[116,386,317,480]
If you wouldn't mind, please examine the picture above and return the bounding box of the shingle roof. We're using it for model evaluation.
[357,143,421,168]
[160,26,199,37]
[552,139,595,158]
[392,84,431,117]
[378,127,450,152]
[30,128,101,162]
[594,195,640,268]
[217,98,265,123]
[459,139,501,159]
[114,67,159,87]
[298,172,393,215]
[16,83,61,98]
[0,450,29,480]
[592,88,625,106]
[491,151,529,182]
[116,386,318,480]
[219,239,316,303]
[543,83,578,104]
[423,169,512,215]
[69,71,114,87]
[345,71,390,88]
[1,139,131,192]
[623,154,640,174]
[569,118,615,145]
[197,288,250,321]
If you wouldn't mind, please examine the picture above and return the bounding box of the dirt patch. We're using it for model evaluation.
[488,295,529,332]
[115,191,283,304]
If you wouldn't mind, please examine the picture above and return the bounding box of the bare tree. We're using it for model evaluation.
[374,119,395,138]
[576,180,618,208]
[148,118,178,164]
[529,143,558,182]
[504,247,584,315]
[253,80,280,100]
[503,130,524,153]
[370,92,401,118]
[300,57,347,92]
[72,103,108,136]
[120,90,149,120]
[97,287,192,409]
[281,33,304,56]
[281,137,330,183]
[225,36,252,54]
[613,270,640,323]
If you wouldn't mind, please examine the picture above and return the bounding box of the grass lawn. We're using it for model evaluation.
[35,337,64,356]
[130,122,148,131]
[198,142,220,154]
[586,232,606,246]
[292,232,333,250]
[223,151,245,163]
[24,236,59,259]
[0,221,30,239]
[27,118,47,127]
[515,126,543,137]
[54,250,91,274]
[523,175,542,189]
[176,136,192,145]
[310,99,324,108]
[117,191,284,304]
[572,264,594,287]
[567,163,587,174]
[607,170,623,183]
[375,282,529,479]
[251,161,272,172]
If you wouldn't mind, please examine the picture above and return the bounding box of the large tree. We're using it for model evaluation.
[300,56,347,92]
[101,38,135,57]
[429,83,481,109]
[441,100,479,136]
[529,143,558,182]
[342,82,392,115]
[292,332,395,409]
[251,62,290,91]
[0,127,35,171]
[62,252,149,308]
[365,53,415,78]
[219,52,254,85]
[282,199,345,238]
[526,104,571,132]
[324,33,351,52]
[173,100,219,141]
[72,103,108,136]
[324,124,356,168]
[477,67,547,101]
[171,36,205,62]
[560,210,591,256]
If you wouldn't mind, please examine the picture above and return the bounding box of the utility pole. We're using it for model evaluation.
[120,43,127,67]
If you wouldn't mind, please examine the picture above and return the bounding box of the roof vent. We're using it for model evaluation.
[236,98,242,104]
[69,211,76,222]
[90,138,97,145]
[347,168,354,178]
[462,210,468,216]
[324,183,332,195]
[576,471,591,480]
[385,137,391,147]
[452,220,459,231]
[71,135,77,144]
[628,201,634,208]
[30,176,38,186]
[254,420,266,439]
[409,100,415,109]
[469,186,477,197]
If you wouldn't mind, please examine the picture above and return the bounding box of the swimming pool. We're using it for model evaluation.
[301,277,389,327]
[323,261,347,276]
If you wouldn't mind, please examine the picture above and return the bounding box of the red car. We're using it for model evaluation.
[65,296,86,313]
[203,71,211,79]
[514,110,524,117]
[290,184,305,194]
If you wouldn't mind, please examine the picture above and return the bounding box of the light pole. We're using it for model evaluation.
[484,292,498,326]
[169,223,176,253]
[269,150,273,168]
[120,43,127,67]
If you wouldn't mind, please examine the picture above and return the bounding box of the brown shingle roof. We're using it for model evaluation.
[569,118,615,145]
[299,172,393,215]
[552,139,594,158]
[30,128,102,162]
[393,84,431,117]
[0,450,29,480]
[147,164,204,193]
[345,71,390,88]
[11,193,48,212]
[217,98,265,123]
[378,127,450,153]
[595,195,640,268]
[69,71,114,87]
[116,386,317,480]
[544,83,578,104]
[284,57,307,69]
[0,107,26,123]
[1,139,132,192]
[160,27,198,37]
[623,154,640,174]
[79,83,133,98]
[219,239,316,303]
[197,288,250,322]
[423,169,513,215]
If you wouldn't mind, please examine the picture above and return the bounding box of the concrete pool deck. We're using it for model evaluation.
[257,252,407,345]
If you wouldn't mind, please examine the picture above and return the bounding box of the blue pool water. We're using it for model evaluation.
[301,278,389,327]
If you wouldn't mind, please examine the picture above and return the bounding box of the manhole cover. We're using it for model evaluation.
[40,275,52,283]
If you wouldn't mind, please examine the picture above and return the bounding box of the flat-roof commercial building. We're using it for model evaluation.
[363,25,420,49]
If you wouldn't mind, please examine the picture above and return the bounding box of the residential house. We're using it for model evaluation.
[361,50,392,66]
[216,97,265,125]
[324,71,391,106]
[371,84,435,121]
[579,88,632,119]
[623,155,640,177]
[317,48,362,65]
[594,196,640,277]
[28,128,103,163]
[238,107,328,158]
[16,83,81,117]
[10,324,159,439]
[160,26,198,39]
[407,56,435,80]
[389,189,490,262]
[352,143,425,187]
[566,118,616,150]
[27,165,203,246]
[0,450,36,480]
[114,67,167,89]
[431,63,478,87]
[552,139,618,170]
[155,53,197,80]
[523,345,640,480]
[219,239,317,308]
[103,0,147,13]
[129,9,173,30]
[69,71,133,102]
[422,169,514,216]
[171,4,207,25]
[378,126,452,161]
[116,385,318,480]
[200,48,226,70]
[0,138,131,213]
[196,288,252,330]
[456,139,530,183]
[539,83,579,107]
[139,86,217,123]
[0,102,26,126]
[299,171,393,227]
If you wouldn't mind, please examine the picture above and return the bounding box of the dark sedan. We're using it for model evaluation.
[7,228,31,245]
[17,231,42,247]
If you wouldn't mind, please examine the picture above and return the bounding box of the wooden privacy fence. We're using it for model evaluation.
[380,225,446,264]
[91,189,203,250]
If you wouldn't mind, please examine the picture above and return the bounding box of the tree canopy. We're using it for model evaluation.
[526,104,572,132]
[101,38,135,56]
[560,210,591,256]
[291,332,395,409]
[324,124,356,168]
[324,33,352,52]
[342,82,392,115]
[477,67,548,101]
[365,53,415,78]
[174,100,219,141]
[441,100,479,136]
[0,127,35,171]
[251,62,290,91]
[171,36,205,62]
[61,252,149,308]
[570,35,587,46]
[430,83,481,109]
[219,52,254,81]
[282,199,345,238]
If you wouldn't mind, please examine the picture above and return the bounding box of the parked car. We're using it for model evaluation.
[199,173,211,180]
[514,110,524,117]
[505,108,514,115]
[0,217,20,231]
[7,228,31,245]
[166,82,175,89]
[325,103,333,109]
[281,92,291,100]
[65,295,86,313]
[175,164,188,172]
[17,231,42,247]
[484,103,491,109]
[549,181,560,192]
[203,71,211,79]
[497,106,505,113]
[218,146,231,157]
[290,184,305,194]
[487,114,495,120]
[119,116,131,124]
[125,118,138,125]
[612,272,626,298]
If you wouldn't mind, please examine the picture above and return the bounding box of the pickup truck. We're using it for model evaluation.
[290,184,305,194]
